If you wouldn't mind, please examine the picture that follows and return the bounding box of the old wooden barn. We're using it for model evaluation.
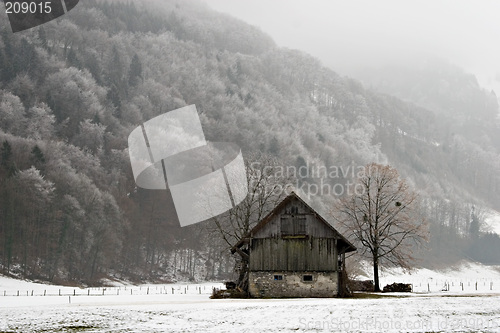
[231,192,356,298]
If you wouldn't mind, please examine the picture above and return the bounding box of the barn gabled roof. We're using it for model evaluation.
[231,191,356,254]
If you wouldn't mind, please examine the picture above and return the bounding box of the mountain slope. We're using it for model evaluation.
[0,0,499,283]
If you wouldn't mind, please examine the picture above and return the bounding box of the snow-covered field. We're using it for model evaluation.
[2,292,500,332]
[378,261,500,293]
[1,265,500,332]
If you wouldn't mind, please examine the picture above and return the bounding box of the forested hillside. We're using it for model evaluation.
[0,0,499,284]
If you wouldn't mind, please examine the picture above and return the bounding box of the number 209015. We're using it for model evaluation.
[5,2,52,14]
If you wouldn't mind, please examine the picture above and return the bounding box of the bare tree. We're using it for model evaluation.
[208,153,294,290]
[335,163,428,291]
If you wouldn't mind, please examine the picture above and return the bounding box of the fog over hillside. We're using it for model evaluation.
[208,0,500,96]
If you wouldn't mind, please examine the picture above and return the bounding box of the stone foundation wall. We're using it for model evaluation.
[248,271,338,298]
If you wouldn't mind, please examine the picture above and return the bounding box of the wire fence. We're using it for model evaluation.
[379,277,500,293]
[2,278,499,298]
[1,283,224,298]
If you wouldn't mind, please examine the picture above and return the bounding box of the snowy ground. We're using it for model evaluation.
[1,264,500,332]
[2,290,500,332]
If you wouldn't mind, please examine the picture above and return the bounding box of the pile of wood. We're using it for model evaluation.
[225,281,236,290]
[210,287,247,299]
[382,282,412,292]
[348,279,375,292]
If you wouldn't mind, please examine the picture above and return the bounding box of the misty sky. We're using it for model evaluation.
[206,0,500,95]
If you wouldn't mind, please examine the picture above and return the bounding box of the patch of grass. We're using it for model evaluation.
[437,293,500,298]
[351,292,409,299]
[44,326,98,332]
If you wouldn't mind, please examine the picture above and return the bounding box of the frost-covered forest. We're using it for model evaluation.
[0,0,499,285]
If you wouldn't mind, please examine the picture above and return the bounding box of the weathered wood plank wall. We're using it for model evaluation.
[249,238,337,271]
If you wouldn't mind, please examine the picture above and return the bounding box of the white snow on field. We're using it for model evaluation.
[378,261,500,293]
[484,210,500,235]
[1,263,500,332]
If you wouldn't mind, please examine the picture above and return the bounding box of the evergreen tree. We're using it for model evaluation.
[469,206,480,240]
[0,140,15,176]
[128,54,142,87]
[30,145,46,173]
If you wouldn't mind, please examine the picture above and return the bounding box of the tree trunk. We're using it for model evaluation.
[89,244,100,281]
[373,256,380,292]
[236,258,249,292]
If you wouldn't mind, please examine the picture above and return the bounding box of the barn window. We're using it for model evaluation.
[274,275,283,281]
[303,275,313,282]
[291,206,299,214]
[296,217,306,234]
[280,217,292,235]
[281,216,307,236]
